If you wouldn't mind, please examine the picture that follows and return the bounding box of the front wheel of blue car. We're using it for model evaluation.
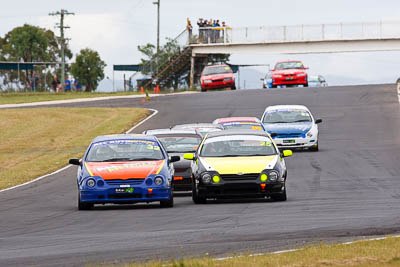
[160,192,174,208]
[78,194,93,210]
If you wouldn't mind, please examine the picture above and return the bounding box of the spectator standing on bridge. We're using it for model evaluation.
[197,18,205,42]
[187,18,193,43]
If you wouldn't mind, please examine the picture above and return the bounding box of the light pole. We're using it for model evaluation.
[153,0,160,72]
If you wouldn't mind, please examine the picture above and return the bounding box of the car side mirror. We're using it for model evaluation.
[315,118,322,124]
[270,133,278,138]
[282,150,293,157]
[260,78,264,81]
[183,153,195,160]
[169,156,180,163]
[69,158,81,166]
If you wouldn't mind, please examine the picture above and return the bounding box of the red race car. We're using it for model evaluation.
[200,64,236,92]
[271,60,308,88]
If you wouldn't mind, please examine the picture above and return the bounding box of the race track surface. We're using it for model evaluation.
[1,84,400,266]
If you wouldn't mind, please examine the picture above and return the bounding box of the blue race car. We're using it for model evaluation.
[69,134,180,210]
[261,105,322,151]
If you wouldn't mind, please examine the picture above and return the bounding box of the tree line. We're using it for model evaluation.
[0,24,105,92]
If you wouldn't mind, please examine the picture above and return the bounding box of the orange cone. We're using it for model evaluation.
[140,87,144,94]
[156,84,160,93]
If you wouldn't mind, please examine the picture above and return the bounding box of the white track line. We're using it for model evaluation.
[0,91,197,109]
[215,235,400,261]
[397,82,400,104]
[0,108,159,194]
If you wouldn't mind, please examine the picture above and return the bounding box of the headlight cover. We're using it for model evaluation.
[201,172,212,184]
[297,73,306,77]
[273,74,282,78]
[307,131,313,137]
[154,176,163,185]
[223,77,232,81]
[268,171,279,182]
[203,80,212,84]
[87,178,96,187]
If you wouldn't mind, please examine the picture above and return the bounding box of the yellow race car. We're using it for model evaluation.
[184,130,292,203]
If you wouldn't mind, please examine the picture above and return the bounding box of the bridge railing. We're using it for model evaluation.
[191,20,400,45]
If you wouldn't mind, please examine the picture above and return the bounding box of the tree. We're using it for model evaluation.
[138,38,230,89]
[71,48,106,92]
[0,24,72,91]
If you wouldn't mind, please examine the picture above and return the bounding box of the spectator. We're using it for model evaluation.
[197,18,205,42]
[64,76,71,92]
[51,75,60,92]
[30,72,39,92]
[187,18,193,42]
[73,79,82,91]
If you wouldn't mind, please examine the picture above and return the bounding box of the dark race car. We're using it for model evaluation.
[144,129,202,191]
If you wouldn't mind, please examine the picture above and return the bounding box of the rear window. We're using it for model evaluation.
[203,66,232,75]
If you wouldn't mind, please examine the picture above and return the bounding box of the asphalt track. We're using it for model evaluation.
[1,84,400,266]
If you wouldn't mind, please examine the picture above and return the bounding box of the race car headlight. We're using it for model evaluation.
[154,176,163,186]
[307,131,313,138]
[297,73,306,77]
[223,77,232,81]
[201,172,212,184]
[87,178,96,187]
[203,80,212,84]
[268,171,279,182]
[273,74,282,78]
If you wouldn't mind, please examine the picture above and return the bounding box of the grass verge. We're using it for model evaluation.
[0,107,150,190]
[0,92,141,105]
[117,236,400,267]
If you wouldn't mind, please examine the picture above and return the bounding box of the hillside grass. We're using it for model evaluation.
[116,236,400,267]
[0,92,141,105]
[0,107,149,189]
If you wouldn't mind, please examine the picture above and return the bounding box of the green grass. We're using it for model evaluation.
[112,236,400,267]
[0,92,141,105]
[0,107,150,189]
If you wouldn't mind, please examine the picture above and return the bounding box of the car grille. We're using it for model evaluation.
[277,133,303,138]
[109,193,142,199]
[213,79,224,82]
[221,173,259,181]
[105,179,144,185]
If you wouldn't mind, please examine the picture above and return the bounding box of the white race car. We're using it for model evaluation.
[261,105,322,151]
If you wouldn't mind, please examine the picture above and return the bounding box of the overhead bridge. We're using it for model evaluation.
[189,20,400,55]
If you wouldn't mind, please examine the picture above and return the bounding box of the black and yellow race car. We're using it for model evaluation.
[184,130,292,203]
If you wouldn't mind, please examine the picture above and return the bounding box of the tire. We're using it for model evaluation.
[271,84,277,88]
[231,83,236,90]
[271,187,287,201]
[201,87,206,92]
[78,194,93,210]
[304,83,309,87]
[309,141,319,151]
[160,191,174,208]
[192,182,207,204]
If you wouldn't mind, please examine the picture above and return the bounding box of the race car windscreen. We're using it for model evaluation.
[275,62,304,70]
[263,110,312,123]
[157,135,202,153]
[203,66,232,75]
[200,135,277,157]
[86,140,164,162]
[222,122,263,130]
